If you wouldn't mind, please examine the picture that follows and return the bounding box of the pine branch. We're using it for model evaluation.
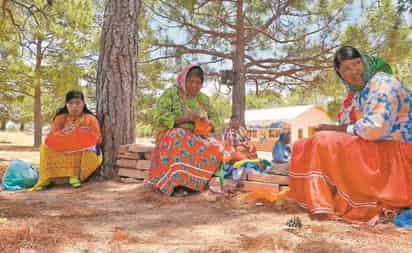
[154,42,232,59]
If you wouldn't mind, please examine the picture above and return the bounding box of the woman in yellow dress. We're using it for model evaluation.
[32,90,102,190]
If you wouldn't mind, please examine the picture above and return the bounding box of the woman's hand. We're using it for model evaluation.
[207,120,215,132]
[314,124,348,133]
[186,111,201,122]
[174,111,200,125]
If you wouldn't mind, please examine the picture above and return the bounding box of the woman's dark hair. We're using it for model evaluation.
[54,90,95,119]
[333,46,361,74]
[187,66,204,83]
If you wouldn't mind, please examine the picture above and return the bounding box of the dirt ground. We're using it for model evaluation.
[1,131,412,253]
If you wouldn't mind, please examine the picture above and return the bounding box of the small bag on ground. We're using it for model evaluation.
[2,160,38,191]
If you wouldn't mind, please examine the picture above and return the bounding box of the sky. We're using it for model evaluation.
[149,0,411,97]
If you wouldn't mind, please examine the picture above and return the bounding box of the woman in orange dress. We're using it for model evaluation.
[32,90,102,190]
[287,46,412,224]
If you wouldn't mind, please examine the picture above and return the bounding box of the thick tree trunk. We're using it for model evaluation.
[232,0,246,124]
[33,38,43,148]
[20,122,25,131]
[0,120,6,131]
[96,0,140,178]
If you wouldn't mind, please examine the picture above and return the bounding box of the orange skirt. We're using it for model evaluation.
[146,128,223,195]
[288,131,412,223]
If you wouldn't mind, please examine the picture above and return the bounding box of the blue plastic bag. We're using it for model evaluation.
[2,160,38,191]
[393,209,412,227]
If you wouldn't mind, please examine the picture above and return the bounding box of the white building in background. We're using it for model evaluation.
[245,105,333,143]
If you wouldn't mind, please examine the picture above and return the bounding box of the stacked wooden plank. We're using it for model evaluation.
[212,162,288,193]
[270,162,289,191]
[116,143,155,180]
[239,162,289,193]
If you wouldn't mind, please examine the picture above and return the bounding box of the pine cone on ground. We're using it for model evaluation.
[285,216,302,229]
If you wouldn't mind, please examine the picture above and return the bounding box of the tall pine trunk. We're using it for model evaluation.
[0,120,6,131]
[33,38,43,148]
[96,0,140,178]
[232,0,246,124]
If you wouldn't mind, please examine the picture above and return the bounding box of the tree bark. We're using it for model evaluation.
[96,0,140,178]
[232,0,246,124]
[20,122,25,131]
[33,38,43,148]
[255,80,259,96]
[0,120,6,131]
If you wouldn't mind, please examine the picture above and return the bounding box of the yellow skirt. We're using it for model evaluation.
[31,144,102,190]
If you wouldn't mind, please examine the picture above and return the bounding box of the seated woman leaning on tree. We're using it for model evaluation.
[146,64,223,196]
[287,46,412,224]
[31,90,102,190]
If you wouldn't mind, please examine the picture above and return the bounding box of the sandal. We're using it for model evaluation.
[172,186,189,197]
[69,176,81,188]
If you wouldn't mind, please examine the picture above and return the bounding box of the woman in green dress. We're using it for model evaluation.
[146,64,223,196]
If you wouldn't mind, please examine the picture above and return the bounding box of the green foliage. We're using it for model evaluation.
[135,9,172,136]
[209,94,231,134]
[0,47,33,123]
[280,0,412,120]
[135,91,158,137]
[246,90,283,109]
[0,0,96,127]
[135,122,153,137]
[326,99,342,120]
[177,0,196,11]
[340,0,411,63]
[2,0,411,136]
[393,55,412,89]
[284,71,345,119]
[147,0,352,88]
[12,97,33,124]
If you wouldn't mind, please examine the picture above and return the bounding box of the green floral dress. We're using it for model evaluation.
[153,86,219,133]
[147,87,223,195]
